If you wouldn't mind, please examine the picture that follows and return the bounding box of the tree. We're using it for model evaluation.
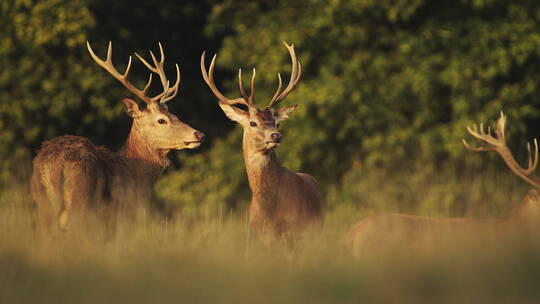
[0,0,223,185]
[157,0,540,215]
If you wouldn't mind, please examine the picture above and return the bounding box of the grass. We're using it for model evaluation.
[1,164,540,304]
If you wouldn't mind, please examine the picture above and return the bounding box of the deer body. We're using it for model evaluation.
[244,137,322,235]
[201,42,323,236]
[347,189,540,254]
[31,135,159,232]
[31,43,204,235]
[347,112,540,255]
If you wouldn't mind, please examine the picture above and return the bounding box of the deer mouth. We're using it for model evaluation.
[265,141,281,149]
[183,141,202,149]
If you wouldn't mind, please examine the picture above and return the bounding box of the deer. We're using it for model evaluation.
[30,42,205,236]
[200,42,323,238]
[347,112,540,256]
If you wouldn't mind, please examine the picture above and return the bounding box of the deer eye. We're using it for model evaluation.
[157,119,167,124]
[250,122,257,127]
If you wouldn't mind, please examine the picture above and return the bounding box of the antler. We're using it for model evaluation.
[463,111,540,188]
[201,42,301,108]
[87,41,180,104]
[134,42,180,104]
[200,52,252,107]
[238,67,256,103]
[268,42,302,108]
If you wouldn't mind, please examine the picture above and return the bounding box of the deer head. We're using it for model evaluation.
[87,42,205,155]
[200,42,301,153]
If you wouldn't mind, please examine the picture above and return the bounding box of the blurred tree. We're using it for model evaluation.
[0,0,224,185]
[1,0,96,182]
[157,0,540,215]
[3,0,540,216]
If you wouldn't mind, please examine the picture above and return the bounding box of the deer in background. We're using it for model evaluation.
[200,42,323,237]
[347,112,540,255]
[31,42,204,236]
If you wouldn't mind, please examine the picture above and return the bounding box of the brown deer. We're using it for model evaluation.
[347,112,540,255]
[31,42,204,235]
[200,42,323,237]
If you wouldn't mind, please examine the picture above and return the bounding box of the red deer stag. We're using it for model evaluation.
[347,112,540,255]
[31,42,204,235]
[200,42,323,237]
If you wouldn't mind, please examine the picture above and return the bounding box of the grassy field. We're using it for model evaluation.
[2,165,540,304]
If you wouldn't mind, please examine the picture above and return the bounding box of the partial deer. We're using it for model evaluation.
[31,42,204,236]
[200,42,323,237]
[347,112,540,255]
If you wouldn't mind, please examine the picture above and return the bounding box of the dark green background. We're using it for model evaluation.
[2,0,540,215]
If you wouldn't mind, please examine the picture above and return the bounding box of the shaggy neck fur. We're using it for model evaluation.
[243,133,281,215]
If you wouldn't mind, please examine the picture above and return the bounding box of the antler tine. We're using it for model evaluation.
[465,111,540,189]
[525,138,539,175]
[463,121,498,152]
[250,67,256,101]
[200,52,249,106]
[158,42,165,64]
[142,74,153,95]
[496,111,507,140]
[133,42,179,104]
[462,139,494,152]
[151,47,166,89]
[238,69,247,98]
[268,42,302,107]
[237,68,256,105]
[134,43,164,72]
[465,121,504,148]
[160,64,181,103]
[87,41,156,104]
[270,73,283,105]
[124,55,132,77]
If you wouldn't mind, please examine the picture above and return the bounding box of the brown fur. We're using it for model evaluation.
[31,101,202,236]
[201,42,322,238]
[219,103,323,238]
[245,142,323,237]
[347,189,540,255]
[348,113,540,255]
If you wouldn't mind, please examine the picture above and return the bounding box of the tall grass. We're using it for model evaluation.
[1,164,540,303]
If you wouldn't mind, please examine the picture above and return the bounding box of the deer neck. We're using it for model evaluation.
[122,123,170,175]
[242,134,282,206]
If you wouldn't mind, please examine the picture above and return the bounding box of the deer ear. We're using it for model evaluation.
[275,104,297,122]
[218,101,248,123]
[122,98,142,118]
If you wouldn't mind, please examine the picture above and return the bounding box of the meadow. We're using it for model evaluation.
[2,163,540,304]
[3,1,540,302]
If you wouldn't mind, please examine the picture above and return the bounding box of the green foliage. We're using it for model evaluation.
[335,161,528,219]
[3,0,540,215]
[159,0,540,214]
[0,0,222,184]
[0,0,98,181]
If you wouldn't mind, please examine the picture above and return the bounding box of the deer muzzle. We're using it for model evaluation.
[183,131,205,149]
[265,132,282,148]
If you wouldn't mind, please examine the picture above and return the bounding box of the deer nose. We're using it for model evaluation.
[270,133,281,143]
[194,131,205,142]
